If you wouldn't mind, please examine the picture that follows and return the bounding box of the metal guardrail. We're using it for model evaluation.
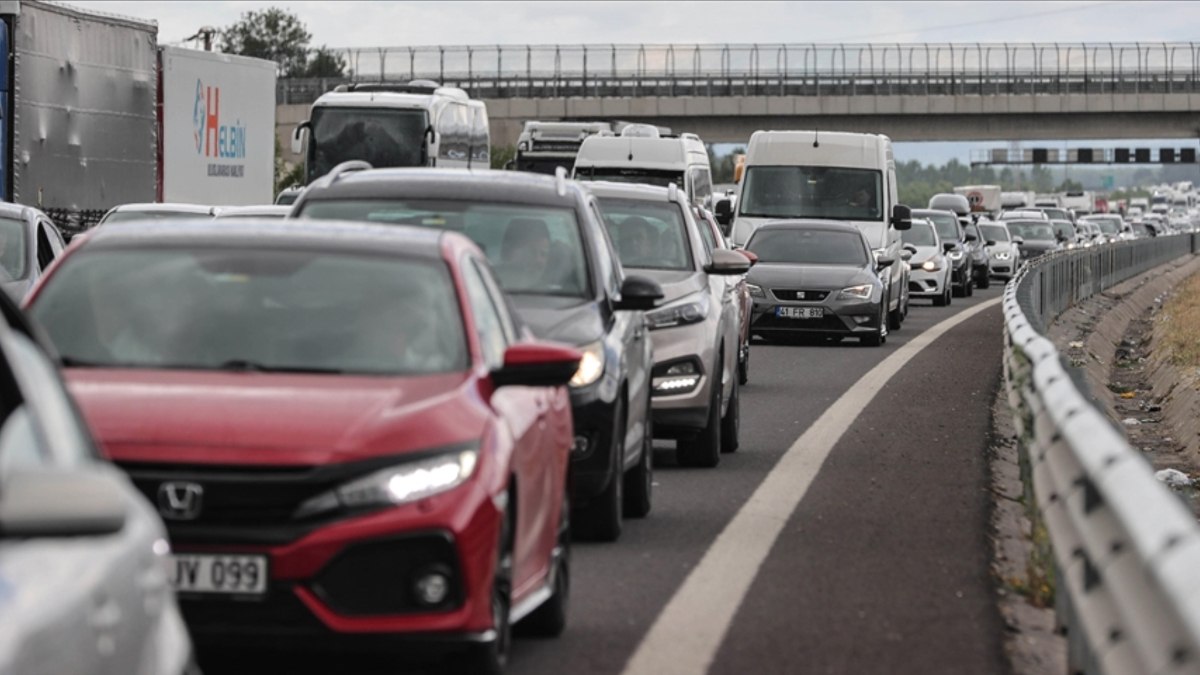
[278,42,1200,104]
[1004,233,1200,674]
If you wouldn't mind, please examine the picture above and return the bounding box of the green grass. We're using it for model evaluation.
[1161,274,1200,369]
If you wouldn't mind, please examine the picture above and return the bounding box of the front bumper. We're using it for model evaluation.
[645,320,720,437]
[949,258,969,287]
[907,267,948,297]
[989,256,1016,277]
[750,294,882,339]
[566,383,621,503]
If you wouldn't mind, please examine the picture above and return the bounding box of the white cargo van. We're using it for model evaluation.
[291,80,489,184]
[572,126,714,208]
[722,130,913,330]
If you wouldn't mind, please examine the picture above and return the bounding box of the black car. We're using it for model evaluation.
[962,221,992,290]
[1005,219,1062,261]
[913,209,976,297]
[292,164,663,542]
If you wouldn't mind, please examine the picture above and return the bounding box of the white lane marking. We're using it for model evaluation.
[620,296,1004,675]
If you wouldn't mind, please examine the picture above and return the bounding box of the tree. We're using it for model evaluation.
[304,46,348,78]
[491,145,515,170]
[221,8,312,77]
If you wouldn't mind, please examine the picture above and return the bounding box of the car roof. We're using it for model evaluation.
[0,202,37,220]
[579,181,677,201]
[75,218,452,260]
[751,219,866,235]
[213,205,293,218]
[108,203,217,215]
[299,168,585,210]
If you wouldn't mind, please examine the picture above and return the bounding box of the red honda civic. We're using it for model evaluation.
[24,219,581,673]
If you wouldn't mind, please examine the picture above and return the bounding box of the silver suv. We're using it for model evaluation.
[585,182,749,468]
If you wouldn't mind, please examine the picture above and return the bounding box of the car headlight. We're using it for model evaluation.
[517,141,529,152]
[839,284,873,300]
[645,292,710,330]
[747,283,765,298]
[993,251,1011,260]
[920,260,941,272]
[295,449,479,518]
[570,340,605,388]
[947,250,964,261]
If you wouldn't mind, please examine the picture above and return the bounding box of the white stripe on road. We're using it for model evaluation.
[620,296,1004,675]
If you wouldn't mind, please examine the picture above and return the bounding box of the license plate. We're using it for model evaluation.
[170,554,268,595]
[776,306,823,319]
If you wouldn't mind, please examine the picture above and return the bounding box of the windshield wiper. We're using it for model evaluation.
[215,359,346,375]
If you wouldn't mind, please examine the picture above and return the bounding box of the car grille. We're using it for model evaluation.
[753,313,849,332]
[771,289,830,302]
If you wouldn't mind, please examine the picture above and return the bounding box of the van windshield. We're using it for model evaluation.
[309,107,428,180]
[739,166,883,221]
[574,167,684,189]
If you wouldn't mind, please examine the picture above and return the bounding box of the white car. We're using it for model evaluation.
[0,293,194,675]
[97,203,217,225]
[979,221,1022,280]
[901,218,953,306]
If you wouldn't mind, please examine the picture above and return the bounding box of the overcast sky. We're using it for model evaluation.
[66,1,1200,48]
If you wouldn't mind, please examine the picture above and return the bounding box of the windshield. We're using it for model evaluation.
[309,107,428,179]
[1007,221,1056,242]
[740,166,883,221]
[980,224,1009,243]
[0,216,27,281]
[595,198,693,271]
[298,200,590,298]
[1085,217,1121,234]
[575,168,684,189]
[29,248,467,375]
[919,212,960,241]
[1051,221,1075,240]
[901,221,936,247]
[101,210,213,225]
[1041,208,1070,221]
[746,228,867,266]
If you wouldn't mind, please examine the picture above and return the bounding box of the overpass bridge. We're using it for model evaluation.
[275,42,1200,152]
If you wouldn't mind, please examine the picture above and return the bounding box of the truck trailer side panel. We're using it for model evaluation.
[159,46,276,205]
[11,0,157,225]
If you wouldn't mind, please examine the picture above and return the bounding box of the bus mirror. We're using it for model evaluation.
[291,121,310,155]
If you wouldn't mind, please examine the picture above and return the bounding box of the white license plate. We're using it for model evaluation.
[170,554,268,595]
[776,306,824,319]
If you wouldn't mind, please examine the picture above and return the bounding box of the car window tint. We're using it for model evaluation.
[29,248,468,376]
[36,223,55,271]
[595,198,693,271]
[980,224,1009,242]
[901,221,936,247]
[298,200,590,299]
[462,261,509,369]
[0,217,27,281]
[746,229,868,265]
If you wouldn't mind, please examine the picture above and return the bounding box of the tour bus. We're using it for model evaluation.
[719,129,913,331]
[512,121,615,174]
[290,80,489,184]
[572,125,714,209]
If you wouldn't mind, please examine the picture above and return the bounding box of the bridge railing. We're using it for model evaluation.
[1004,233,1200,674]
[279,42,1200,103]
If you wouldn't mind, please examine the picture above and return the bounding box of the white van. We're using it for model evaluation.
[291,80,489,184]
[572,126,714,208]
[721,130,913,330]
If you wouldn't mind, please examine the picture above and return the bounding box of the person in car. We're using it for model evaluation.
[498,217,554,290]
[615,216,657,266]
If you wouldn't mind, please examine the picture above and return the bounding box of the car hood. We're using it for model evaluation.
[627,269,703,305]
[511,295,604,346]
[747,263,873,291]
[1019,240,1059,252]
[64,369,486,465]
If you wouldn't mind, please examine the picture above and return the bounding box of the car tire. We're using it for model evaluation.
[676,358,722,468]
[460,500,514,675]
[737,344,750,386]
[965,265,975,297]
[887,302,903,331]
[622,394,653,519]
[933,286,948,307]
[519,494,570,637]
[862,305,887,347]
[720,374,739,453]
[977,271,991,289]
[573,398,624,542]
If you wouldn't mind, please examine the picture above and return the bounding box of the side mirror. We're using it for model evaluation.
[738,249,759,266]
[890,204,912,230]
[0,468,128,538]
[491,342,582,388]
[876,255,896,268]
[705,248,752,276]
[614,275,664,311]
[964,232,978,242]
[900,249,913,261]
[1012,236,1025,245]
[291,121,310,155]
[902,243,918,254]
[714,198,733,226]
[985,239,997,247]
[942,242,958,253]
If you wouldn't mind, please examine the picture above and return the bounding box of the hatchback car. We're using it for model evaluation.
[978,221,1021,280]
[901,218,952,306]
[0,289,194,675]
[291,166,663,542]
[97,203,218,225]
[586,182,749,467]
[0,202,68,301]
[913,208,974,297]
[26,220,582,674]
[745,221,892,346]
[1005,219,1061,261]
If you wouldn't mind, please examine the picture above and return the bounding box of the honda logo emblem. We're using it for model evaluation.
[157,482,204,521]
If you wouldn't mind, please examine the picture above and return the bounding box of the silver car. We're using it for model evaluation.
[745,221,892,346]
[0,203,68,301]
[97,203,218,225]
[587,182,749,468]
[978,221,1021,280]
[901,218,953,306]
[0,294,194,675]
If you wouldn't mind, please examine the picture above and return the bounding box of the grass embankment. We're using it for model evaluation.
[1160,273,1200,368]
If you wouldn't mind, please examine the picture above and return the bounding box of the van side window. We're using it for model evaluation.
[689,167,713,206]
[469,106,490,167]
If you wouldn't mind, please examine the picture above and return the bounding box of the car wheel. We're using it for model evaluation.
[622,393,653,519]
[518,494,570,637]
[720,374,739,453]
[460,501,514,675]
[933,286,948,307]
[573,398,624,542]
[965,265,975,296]
[887,300,903,331]
[676,357,722,468]
[862,305,887,347]
[977,271,991,289]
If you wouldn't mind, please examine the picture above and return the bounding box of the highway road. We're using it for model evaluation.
[207,286,1009,675]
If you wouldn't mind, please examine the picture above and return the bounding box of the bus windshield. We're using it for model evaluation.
[309,107,428,180]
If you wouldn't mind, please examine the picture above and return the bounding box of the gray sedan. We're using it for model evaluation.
[745,221,892,346]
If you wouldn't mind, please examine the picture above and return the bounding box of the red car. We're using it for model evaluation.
[25,219,581,673]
